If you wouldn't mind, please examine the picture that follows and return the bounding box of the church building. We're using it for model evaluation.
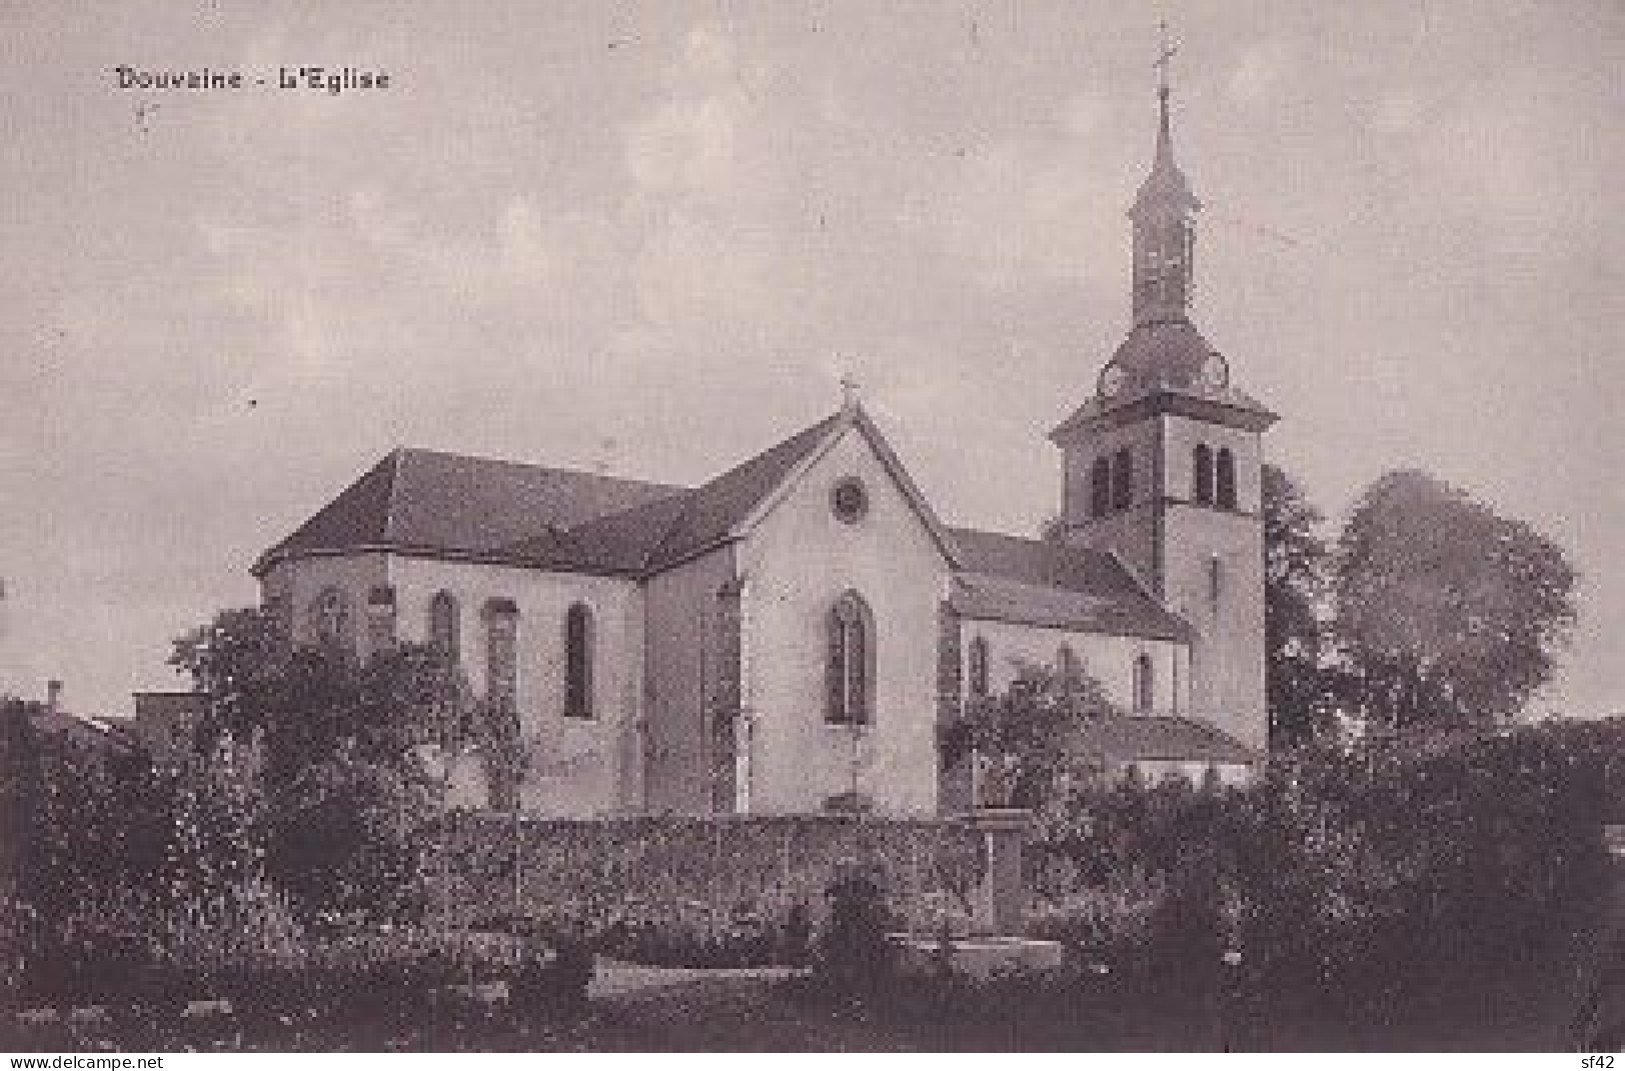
[252,71,1274,817]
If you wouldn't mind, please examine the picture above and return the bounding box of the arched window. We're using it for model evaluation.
[1133,653,1154,713]
[1193,444,1214,505]
[826,591,875,725]
[564,602,594,718]
[1111,447,1133,510]
[429,591,460,663]
[484,598,519,710]
[1089,457,1111,518]
[1216,447,1237,509]
[309,586,351,649]
[968,635,990,698]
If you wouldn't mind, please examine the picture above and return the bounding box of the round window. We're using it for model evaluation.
[831,477,869,524]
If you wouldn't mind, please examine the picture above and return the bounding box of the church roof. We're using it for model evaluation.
[252,448,686,577]
[1074,715,1259,767]
[947,528,1191,641]
[1131,85,1200,220]
[640,412,845,569]
[1050,320,1276,441]
[258,403,973,580]
[495,411,845,573]
[256,417,1187,647]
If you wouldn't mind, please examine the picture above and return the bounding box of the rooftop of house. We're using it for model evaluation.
[1074,714,1259,766]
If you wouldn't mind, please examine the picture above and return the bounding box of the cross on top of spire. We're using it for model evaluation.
[1154,18,1178,97]
[1134,17,1197,215]
[839,372,862,410]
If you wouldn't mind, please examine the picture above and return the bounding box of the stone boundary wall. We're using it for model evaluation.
[426,813,986,933]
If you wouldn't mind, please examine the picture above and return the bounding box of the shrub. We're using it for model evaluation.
[1027,868,1166,968]
[508,916,592,1015]
[813,863,897,1003]
[425,813,982,959]
[594,899,792,968]
[265,751,431,926]
[1028,719,1616,1009]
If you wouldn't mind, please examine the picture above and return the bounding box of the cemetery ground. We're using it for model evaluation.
[9,708,1620,1052]
[5,886,1613,1053]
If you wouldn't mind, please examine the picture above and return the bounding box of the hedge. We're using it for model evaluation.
[424,813,985,965]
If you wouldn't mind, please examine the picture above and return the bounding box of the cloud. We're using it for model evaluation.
[1226,40,1292,105]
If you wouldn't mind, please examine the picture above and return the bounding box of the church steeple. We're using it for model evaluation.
[1130,23,1201,327]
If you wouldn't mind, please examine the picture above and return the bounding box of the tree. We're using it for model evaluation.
[1333,469,1577,732]
[170,608,474,788]
[170,607,481,921]
[939,659,1115,808]
[168,606,289,756]
[262,746,431,923]
[1261,464,1338,748]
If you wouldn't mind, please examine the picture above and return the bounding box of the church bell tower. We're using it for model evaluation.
[1049,32,1277,749]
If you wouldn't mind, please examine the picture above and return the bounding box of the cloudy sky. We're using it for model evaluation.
[1,1,1619,719]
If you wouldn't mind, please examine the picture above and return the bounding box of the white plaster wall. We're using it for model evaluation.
[261,553,389,653]
[739,426,951,816]
[1162,414,1262,514]
[387,556,646,816]
[1060,421,1160,589]
[641,545,737,814]
[959,617,1188,714]
[1159,414,1268,750]
[1125,758,1254,788]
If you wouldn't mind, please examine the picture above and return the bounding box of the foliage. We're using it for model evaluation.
[13,701,172,939]
[168,606,290,754]
[170,607,480,921]
[170,607,473,787]
[939,660,1114,807]
[0,702,29,1001]
[814,864,897,1002]
[1029,718,1615,1007]
[264,746,433,925]
[1026,868,1166,964]
[21,887,532,1013]
[1333,469,1577,731]
[475,696,525,813]
[428,813,983,966]
[9,698,295,1002]
[597,903,792,968]
[1261,463,1340,748]
[158,753,265,909]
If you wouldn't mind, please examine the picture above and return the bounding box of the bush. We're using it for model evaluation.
[426,813,982,959]
[266,752,431,927]
[17,876,541,1018]
[813,864,898,1003]
[594,899,797,968]
[1027,868,1165,970]
[1028,719,1617,1009]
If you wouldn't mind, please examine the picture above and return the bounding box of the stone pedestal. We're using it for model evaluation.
[957,807,1031,936]
[888,934,1065,981]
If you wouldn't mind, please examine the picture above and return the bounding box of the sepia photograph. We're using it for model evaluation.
[1,0,1621,1056]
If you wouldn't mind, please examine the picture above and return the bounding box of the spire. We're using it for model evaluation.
[1154,18,1176,164]
[1131,19,1201,326]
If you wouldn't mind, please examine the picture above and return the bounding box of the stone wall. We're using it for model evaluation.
[427,812,988,934]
